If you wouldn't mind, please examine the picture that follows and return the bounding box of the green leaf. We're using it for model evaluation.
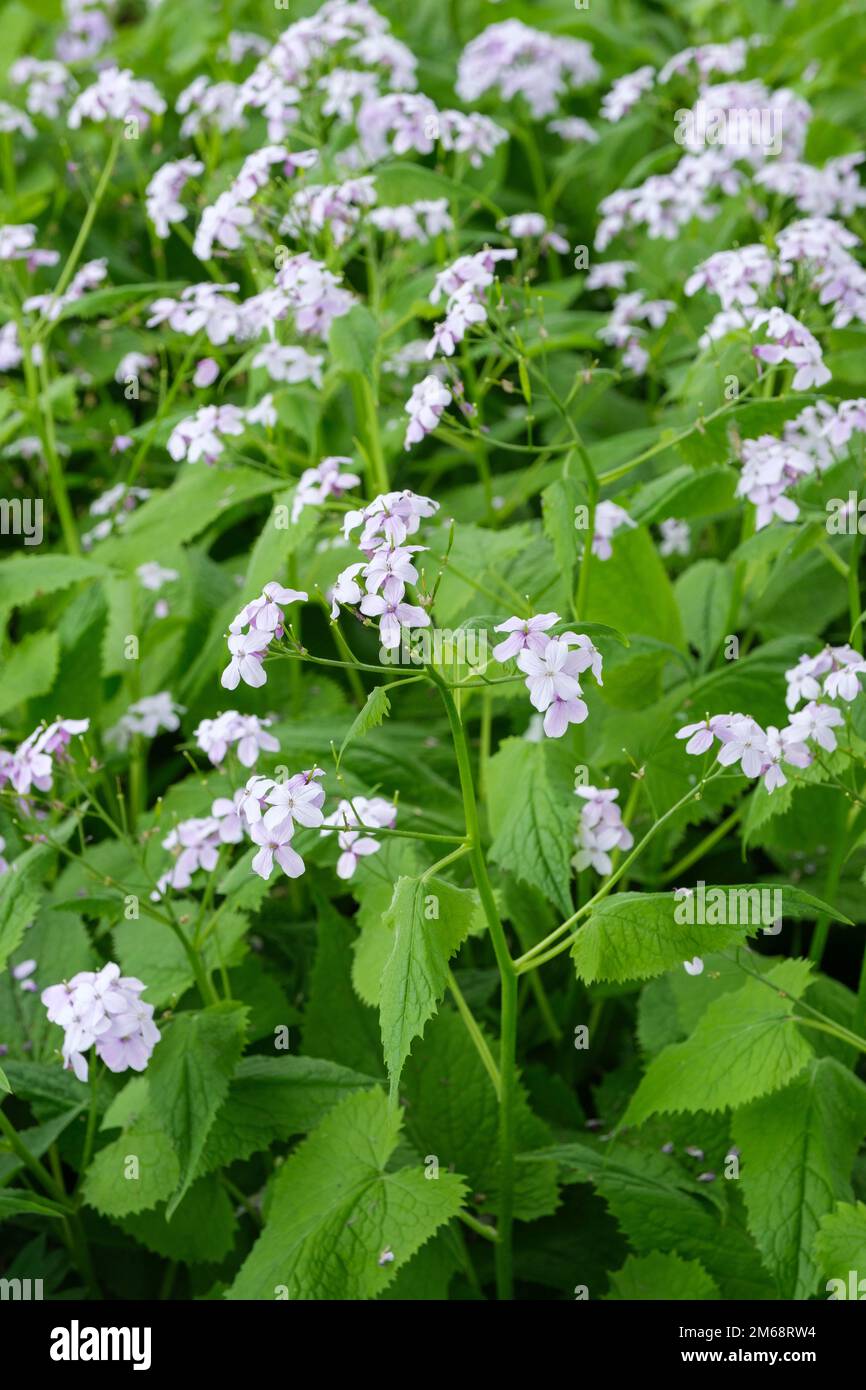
[521,1137,772,1299]
[742,779,794,847]
[244,487,317,596]
[624,960,815,1124]
[120,1175,237,1264]
[94,465,278,568]
[301,896,383,1077]
[199,1055,377,1172]
[583,524,685,647]
[328,305,379,381]
[605,1250,719,1300]
[0,630,60,715]
[814,1201,866,1290]
[631,465,737,525]
[0,1107,86,1186]
[112,909,249,1008]
[675,560,733,663]
[337,686,391,768]
[0,1190,68,1221]
[0,846,47,977]
[573,887,849,985]
[487,738,575,915]
[83,1119,180,1218]
[572,892,753,985]
[379,875,479,1098]
[0,1065,8,1094]
[227,1089,466,1300]
[0,554,108,618]
[733,1058,866,1298]
[56,281,186,322]
[146,1002,247,1217]
[403,1010,559,1222]
[542,477,579,573]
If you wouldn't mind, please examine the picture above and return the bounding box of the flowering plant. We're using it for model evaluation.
[2,0,866,1311]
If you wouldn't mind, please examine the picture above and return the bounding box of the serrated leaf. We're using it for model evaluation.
[0,847,47,976]
[199,1055,377,1172]
[625,960,815,1124]
[573,887,850,985]
[521,1136,772,1298]
[379,875,478,1098]
[571,892,754,985]
[337,686,391,768]
[403,1010,559,1222]
[487,738,574,915]
[227,1088,466,1299]
[83,1119,179,1218]
[606,1250,719,1300]
[146,1002,247,1217]
[733,1058,866,1298]
[121,1175,236,1264]
[814,1201,866,1290]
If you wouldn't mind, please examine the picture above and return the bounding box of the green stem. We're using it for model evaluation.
[457,1209,499,1243]
[28,347,81,555]
[516,771,722,972]
[0,1105,68,1205]
[77,1058,102,1185]
[657,805,743,885]
[447,968,501,1098]
[36,128,122,344]
[429,669,516,1300]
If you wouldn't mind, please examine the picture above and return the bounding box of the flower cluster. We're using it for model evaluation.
[369,198,453,243]
[734,398,866,529]
[493,613,604,739]
[573,786,633,876]
[195,147,319,260]
[675,707,837,793]
[330,490,438,648]
[456,19,599,120]
[785,646,866,710]
[105,694,183,751]
[426,248,517,359]
[321,794,397,879]
[292,455,361,522]
[42,963,160,1082]
[194,711,280,768]
[82,483,150,548]
[592,501,636,560]
[404,376,452,449]
[67,66,165,130]
[597,291,675,375]
[145,157,203,239]
[167,398,277,464]
[0,719,89,798]
[221,582,307,691]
